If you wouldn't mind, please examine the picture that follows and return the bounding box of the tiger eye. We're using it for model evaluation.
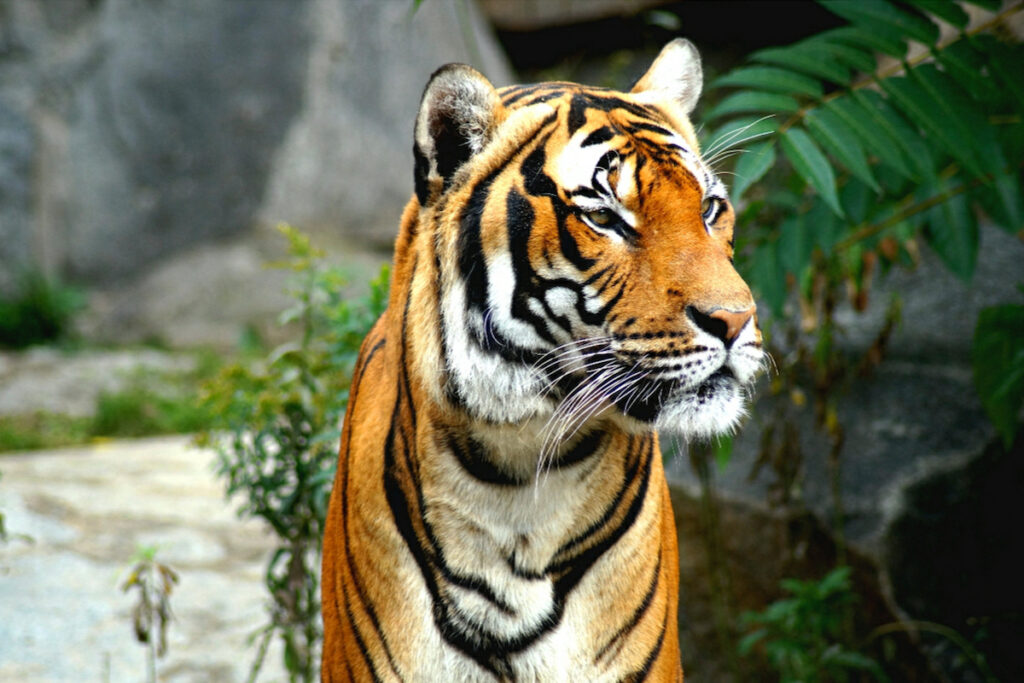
[701,197,714,218]
[586,208,616,226]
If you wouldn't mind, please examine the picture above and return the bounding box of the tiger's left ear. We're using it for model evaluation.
[413,64,504,207]
[631,38,703,114]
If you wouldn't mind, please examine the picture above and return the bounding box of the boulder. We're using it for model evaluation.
[0,0,511,289]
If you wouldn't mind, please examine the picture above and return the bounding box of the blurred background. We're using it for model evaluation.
[1,0,1022,681]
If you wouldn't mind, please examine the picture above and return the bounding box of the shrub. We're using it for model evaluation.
[196,225,387,682]
[0,269,84,348]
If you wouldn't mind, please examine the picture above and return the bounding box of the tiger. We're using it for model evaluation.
[321,39,764,682]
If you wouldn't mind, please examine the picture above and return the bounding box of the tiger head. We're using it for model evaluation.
[410,39,764,444]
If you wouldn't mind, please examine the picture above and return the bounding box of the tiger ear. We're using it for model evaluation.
[631,38,703,114]
[413,64,503,206]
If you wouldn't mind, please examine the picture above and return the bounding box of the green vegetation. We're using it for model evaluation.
[701,0,1023,450]
[0,268,84,349]
[196,225,388,682]
[692,1,1023,679]
[739,567,885,682]
[0,352,223,453]
[972,301,1024,448]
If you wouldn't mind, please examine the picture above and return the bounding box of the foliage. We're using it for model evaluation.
[0,268,84,349]
[972,299,1024,448]
[0,413,92,453]
[120,545,179,683]
[696,6,1022,676]
[740,566,886,682]
[0,354,222,453]
[91,367,219,438]
[196,225,388,682]
[703,0,1023,447]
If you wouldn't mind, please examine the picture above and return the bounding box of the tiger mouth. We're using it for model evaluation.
[612,367,738,423]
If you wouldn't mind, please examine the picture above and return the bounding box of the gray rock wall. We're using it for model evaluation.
[0,0,511,288]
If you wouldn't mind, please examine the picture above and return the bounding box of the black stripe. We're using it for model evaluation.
[568,93,589,134]
[553,428,606,468]
[626,121,675,139]
[338,334,403,681]
[341,590,385,683]
[594,555,661,663]
[582,126,616,147]
[446,430,528,487]
[506,188,560,346]
[549,435,654,588]
[623,604,669,681]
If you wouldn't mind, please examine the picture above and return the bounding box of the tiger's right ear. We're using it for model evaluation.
[413,64,504,206]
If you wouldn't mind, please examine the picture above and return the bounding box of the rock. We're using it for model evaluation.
[0,437,285,682]
[258,0,512,245]
[62,0,310,283]
[0,347,195,418]
[0,0,512,290]
[884,436,1024,683]
[0,96,33,293]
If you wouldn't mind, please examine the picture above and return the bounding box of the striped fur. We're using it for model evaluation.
[322,40,763,681]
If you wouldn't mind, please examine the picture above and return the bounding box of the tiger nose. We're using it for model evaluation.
[686,305,755,346]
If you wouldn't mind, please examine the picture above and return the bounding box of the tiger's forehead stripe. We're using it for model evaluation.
[549,101,720,204]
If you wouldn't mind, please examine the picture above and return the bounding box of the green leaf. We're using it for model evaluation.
[712,66,823,98]
[962,0,1000,10]
[975,167,1024,234]
[823,25,907,59]
[984,38,1024,114]
[805,107,880,192]
[922,183,978,280]
[842,178,873,226]
[851,90,937,183]
[732,141,776,202]
[826,95,915,181]
[705,91,801,121]
[880,73,988,179]
[749,241,787,317]
[913,64,1003,173]
[973,304,1024,448]
[937,39,1001,103]
[780,127,844,217]
[751,44,851,85]
[906,0,969,28]
[820,0,940,44]
[739,628,768,655]
[778,215,812,277]
[807,196,843,254]
[702,117,778,159]
[713,433,734,469]
[805,35,877,73]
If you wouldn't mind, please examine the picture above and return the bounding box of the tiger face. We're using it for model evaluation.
[414,39,764,448]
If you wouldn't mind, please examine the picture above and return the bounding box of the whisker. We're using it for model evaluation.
[702,115,775,159]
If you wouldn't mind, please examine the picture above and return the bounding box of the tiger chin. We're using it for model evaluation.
[322,39,764,682]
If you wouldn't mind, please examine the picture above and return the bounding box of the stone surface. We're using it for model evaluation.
[258,0,512,246]
[0,347,195,417]
[0,0,512,289]
[0,95,33,293]
[61,0,309,283]
[0,437,286,682]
